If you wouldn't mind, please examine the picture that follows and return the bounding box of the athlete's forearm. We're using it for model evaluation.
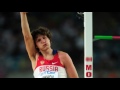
[20,12,32,39]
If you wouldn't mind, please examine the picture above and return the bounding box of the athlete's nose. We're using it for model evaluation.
[41,39,46,43]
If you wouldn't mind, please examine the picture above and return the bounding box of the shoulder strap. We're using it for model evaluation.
[52,50,58,55]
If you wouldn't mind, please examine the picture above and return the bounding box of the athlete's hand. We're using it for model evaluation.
[20,12,28,14]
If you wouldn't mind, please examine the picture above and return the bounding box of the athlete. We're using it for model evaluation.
[20,12,79,78]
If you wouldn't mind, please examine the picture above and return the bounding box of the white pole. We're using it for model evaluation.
[84,12,93,78]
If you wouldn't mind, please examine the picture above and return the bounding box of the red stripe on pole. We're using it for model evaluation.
[86,57,92,61]
[113,36,120,39]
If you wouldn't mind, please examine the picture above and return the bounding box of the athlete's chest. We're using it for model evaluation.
[38,59,59,65]
[34,65,59,78]
[34,54,65,78]
[37,54,60,66]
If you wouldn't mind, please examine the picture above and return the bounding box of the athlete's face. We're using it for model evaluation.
[35,35,51,51]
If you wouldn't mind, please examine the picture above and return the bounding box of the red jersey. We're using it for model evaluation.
[33,50,67,78]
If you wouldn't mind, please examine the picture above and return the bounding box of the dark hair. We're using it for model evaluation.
[31,26,52,52]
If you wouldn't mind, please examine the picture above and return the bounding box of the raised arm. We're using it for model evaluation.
[20,12,37,61]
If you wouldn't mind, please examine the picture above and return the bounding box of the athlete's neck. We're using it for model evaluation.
[40,48,53,58]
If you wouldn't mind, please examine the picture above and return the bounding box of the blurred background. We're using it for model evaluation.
[0,12,84,78]
[93,12,120,78]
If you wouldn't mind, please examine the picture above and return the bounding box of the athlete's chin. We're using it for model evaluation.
[42,47,50,51]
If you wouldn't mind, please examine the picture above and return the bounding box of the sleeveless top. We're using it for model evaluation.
[33,50,67,78]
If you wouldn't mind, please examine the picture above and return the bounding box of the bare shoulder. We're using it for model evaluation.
[58,51,79,78]
[58,51,72,64]
[58,51,70,58]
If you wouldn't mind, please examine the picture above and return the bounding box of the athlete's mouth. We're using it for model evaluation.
[43,44,47,47]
